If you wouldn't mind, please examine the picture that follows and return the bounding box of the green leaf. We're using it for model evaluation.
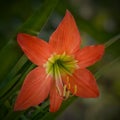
[0,0,59,82]
[0,0,59,97]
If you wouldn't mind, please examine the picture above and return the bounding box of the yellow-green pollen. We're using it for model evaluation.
[44,52,78,99]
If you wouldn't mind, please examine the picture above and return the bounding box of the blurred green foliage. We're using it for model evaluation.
[0,0,120,120]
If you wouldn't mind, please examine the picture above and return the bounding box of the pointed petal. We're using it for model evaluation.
[49,10,81,54]
[17,33,51,66]
[75,45,105,68]
[14,67,52,111]
[49,81,63,112]
[64,69,99,98]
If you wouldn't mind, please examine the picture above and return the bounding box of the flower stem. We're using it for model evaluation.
[104,34,120,48]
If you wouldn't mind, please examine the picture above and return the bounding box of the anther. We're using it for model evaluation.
[65,90,70,99]
[66,77,71,89]
[67,77,70,83]
[63,85,67,97]
[73,85,77,95]
[68,83,71,89]
[56,85,62,96]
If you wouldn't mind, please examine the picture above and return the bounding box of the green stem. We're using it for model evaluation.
[0,0,59,82]
[0,0,59,97]
[104,34,120,48]
[3,110,23,120]
[0,55,28,97]
[95,57,120,79]
[19,0,59,35]
[0,64,35,102]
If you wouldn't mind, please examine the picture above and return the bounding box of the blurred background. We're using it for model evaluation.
[0,0,120,120]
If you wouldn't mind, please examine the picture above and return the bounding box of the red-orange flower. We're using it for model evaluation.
[14,10,104,112]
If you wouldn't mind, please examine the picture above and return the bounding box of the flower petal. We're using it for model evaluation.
[49,10,81,54]
[75,45,105,68]
[49,81,63,112]
[17,33,51,66]
[14,67,52,111]
[64,69,99,98]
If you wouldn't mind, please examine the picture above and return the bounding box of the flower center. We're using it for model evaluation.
[44,53,78,98]
[44,52,78,78]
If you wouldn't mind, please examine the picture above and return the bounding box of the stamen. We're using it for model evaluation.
[67,77,69,83]
[73,85,77,95]
[56,77,63,96]
[55,64,63,96]
[63,84,71,100]
[65,90,70,99]
[63,85,67,97]
[56,85,62,96]
[66,77,70,89]
[44,52,78,98]
[68,83,71,89]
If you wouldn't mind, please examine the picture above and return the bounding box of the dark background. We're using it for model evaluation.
[0,0,120,120]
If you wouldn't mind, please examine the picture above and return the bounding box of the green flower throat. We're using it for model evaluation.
[44,53,78,78]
